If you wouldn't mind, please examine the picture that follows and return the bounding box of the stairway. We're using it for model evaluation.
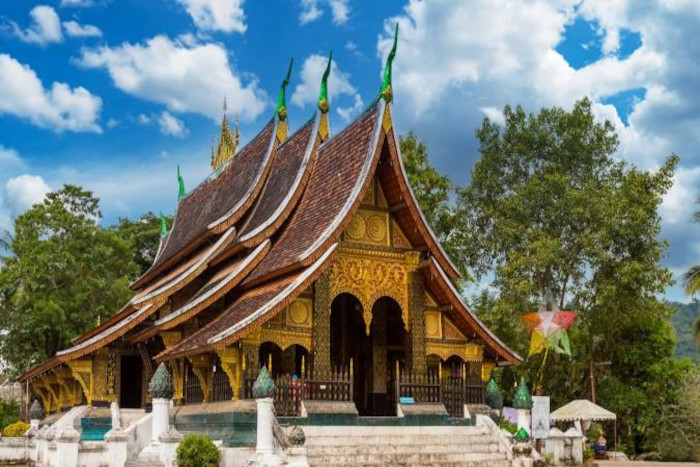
[303,421,512,466]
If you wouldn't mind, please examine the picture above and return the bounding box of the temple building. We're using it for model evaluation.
[18,32,521,422]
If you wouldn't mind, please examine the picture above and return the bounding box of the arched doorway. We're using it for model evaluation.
[259,342,310,377]
[330,293,369,413]
[330,293,407,416]
[370,297,406,416]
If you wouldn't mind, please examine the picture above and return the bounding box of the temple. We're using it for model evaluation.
[18,33,521,423]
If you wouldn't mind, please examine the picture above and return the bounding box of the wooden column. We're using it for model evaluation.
[409,271,427,375]
[312,272,331,378]
[217,346,243,401]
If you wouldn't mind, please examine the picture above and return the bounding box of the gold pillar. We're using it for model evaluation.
[188,354,213,403]
[217,346,243,401]
[67,359,94,406]
[161,331,184,402]
[409,271,427,374]
[313,272,331,378]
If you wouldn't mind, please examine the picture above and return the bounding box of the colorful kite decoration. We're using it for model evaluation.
[522,309,577,357]
[522,292,577,387]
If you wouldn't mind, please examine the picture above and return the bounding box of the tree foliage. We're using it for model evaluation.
[399,131,466,277]
[458,99,689,457]
[0,185,137,375]
[112,211,170,278]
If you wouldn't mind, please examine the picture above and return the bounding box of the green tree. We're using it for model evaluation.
[400,131,466,277]
[0,185,137,376]
[459,98,680,455]
[112,211,170,278]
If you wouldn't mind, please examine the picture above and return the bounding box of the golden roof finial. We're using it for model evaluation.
[211,98,239,172]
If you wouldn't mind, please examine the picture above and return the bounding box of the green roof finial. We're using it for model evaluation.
[276,58,293,121]
[318,51,332,113]
[159,212,168,238]
[380,23,399,103]
[177,164,186,200]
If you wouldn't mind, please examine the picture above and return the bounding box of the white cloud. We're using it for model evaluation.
[337,94,364,121]
[299,0,349,25]
[0,54,102,133]
[63,20,102,37]
[480,107,505,125]
[137,114,152,124]
[106,118,119,129]
[60,0,94,7]
[291,54,359,109]
[158,111,188,137]
[78,35,266,121]
[0,146,24,168]
[8,5,63,46]
[176,0,246,33]
[661,166,700,225]
[377,0,700,300]
[4,175,51,213]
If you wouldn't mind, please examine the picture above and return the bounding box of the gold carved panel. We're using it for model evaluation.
[481,362,496,382]
[444,317,467,341]
[260,328,312,352]
[328,247,420,334]
[345,209,390,246]
[285,298,312,328]
[425,341,483,362]
[425,311,442,339]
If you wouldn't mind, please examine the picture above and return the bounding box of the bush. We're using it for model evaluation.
[2,421,29,437]
[0,400,19,428]
[176,434,221,467]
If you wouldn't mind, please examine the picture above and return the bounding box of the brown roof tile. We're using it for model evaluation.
[157,244,337,360]
[133,119,276,289]
[242,105,381,286]
[237,117,316,245]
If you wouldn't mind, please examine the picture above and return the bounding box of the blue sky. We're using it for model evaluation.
[0,0,699,302]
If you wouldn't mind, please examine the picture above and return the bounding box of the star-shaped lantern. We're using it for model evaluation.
[522,291,577,358]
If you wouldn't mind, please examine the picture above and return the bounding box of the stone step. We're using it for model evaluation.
[125,460,164,467]
[305,433,496,447]
[307,451,510,465]
[309,462,512,467]
[306,441,502,456]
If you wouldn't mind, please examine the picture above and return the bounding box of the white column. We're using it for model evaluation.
[55,427,80,467]
[256,397,275,455]
[159,426,184,467]
[151,398,170,443]
[517,408,530,435]
[105,428,128,467]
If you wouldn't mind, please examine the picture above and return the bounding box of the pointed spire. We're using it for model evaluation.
[276,58,293,121]
[159,212,168,238]
[211,97,240,172]
[177,164,186,200]
[318,51,332,113]
[380,23,399,103]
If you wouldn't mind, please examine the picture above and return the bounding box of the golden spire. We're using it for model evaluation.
[211,98,240,172]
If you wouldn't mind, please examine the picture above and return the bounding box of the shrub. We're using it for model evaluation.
[2,421,29,437]
[176,434,221,467]
[0,400,19,428]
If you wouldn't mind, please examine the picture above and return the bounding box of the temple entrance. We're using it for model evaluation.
[331,294,406,416]
[119,355,143,408]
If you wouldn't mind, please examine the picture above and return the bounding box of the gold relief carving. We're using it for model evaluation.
[425,292,438,308]
[346,215,367,241]
[329,249,418,334]
[67,359,93,406]
[345,210,389,246]
[161,331,182,349]
[217,347,242,401]
[260,328,312,352]
[54,368,79,407]
[188,354,213,403]
[425,342,483,362]
[425,311,442,338]
[382,105,392,133]
[362,185,374,206]
[286,298,312,327]
[319,114,329,141]
[481,362,496,382]
[444,317,467,341]
[242,328,261,346]
[391,220,410,249]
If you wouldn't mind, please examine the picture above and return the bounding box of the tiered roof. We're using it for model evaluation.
[19,38,521,383]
